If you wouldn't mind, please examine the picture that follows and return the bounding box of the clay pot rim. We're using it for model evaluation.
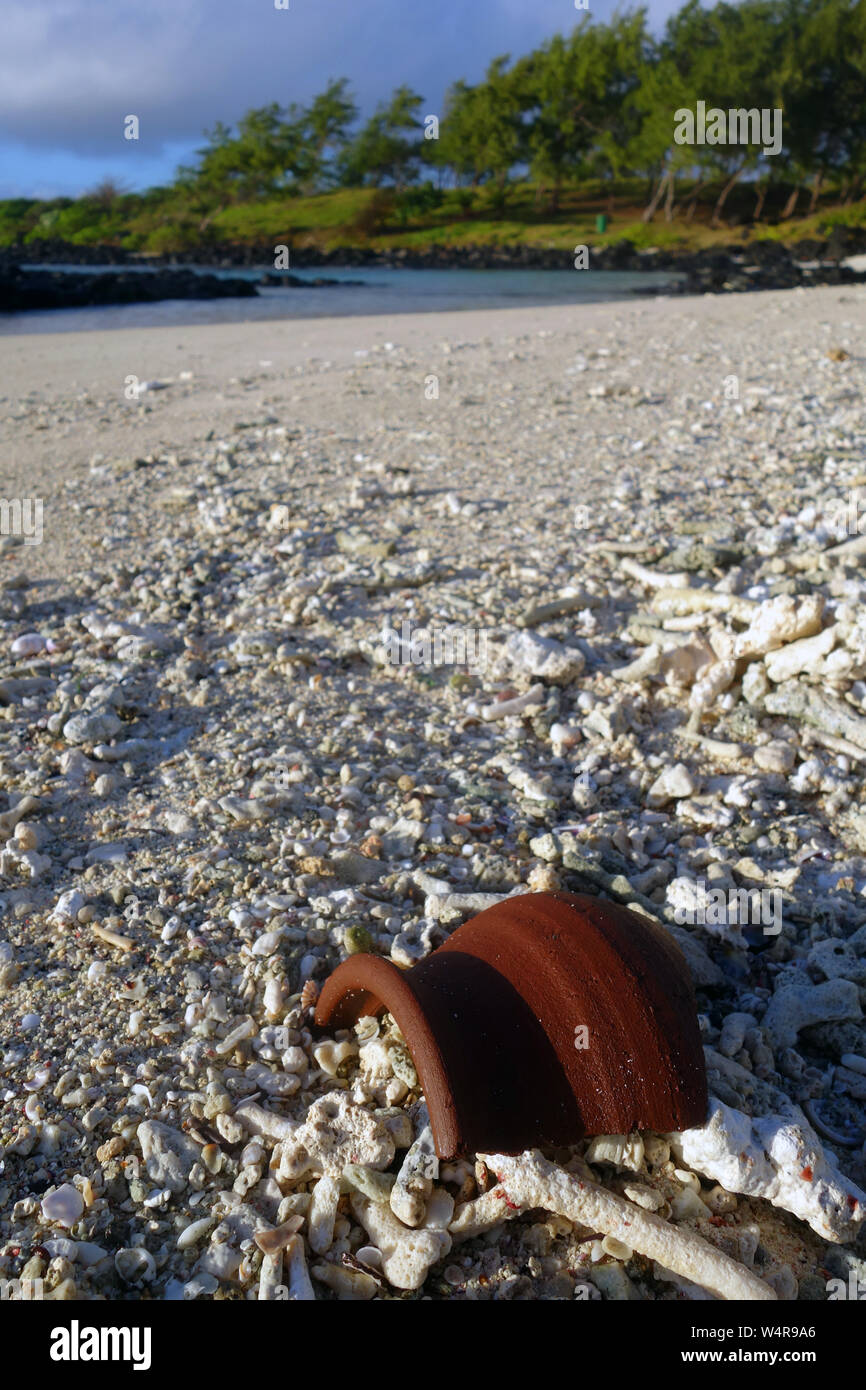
[316,953,461,1158]
[316,891,708,1159]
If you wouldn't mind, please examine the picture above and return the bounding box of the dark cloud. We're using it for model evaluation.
[0,0,680,195]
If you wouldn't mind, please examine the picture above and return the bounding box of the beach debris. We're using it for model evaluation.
[316,892,707,1157]
[3,286,865,1302]
[480,1151,775,1301]
[670,1100,866,1243]
[350,1192,452,1290]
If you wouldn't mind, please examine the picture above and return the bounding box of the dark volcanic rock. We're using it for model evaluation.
[0,265,258,313]
[4,230,865,307]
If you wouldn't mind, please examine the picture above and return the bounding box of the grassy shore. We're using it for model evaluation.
[3,180,865,261]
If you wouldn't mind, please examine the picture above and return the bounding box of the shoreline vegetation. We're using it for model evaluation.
[2,230,865,314]
[2,0,865,310]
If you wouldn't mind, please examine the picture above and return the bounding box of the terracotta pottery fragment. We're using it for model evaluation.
[315,891,708,1159]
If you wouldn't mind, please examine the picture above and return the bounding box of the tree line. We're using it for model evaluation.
[173,0,865,225]
[2,0,864,251]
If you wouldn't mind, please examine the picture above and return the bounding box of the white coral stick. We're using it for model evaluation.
[450,1185,527,1241]
[235,1100,298,1142]
[481,1151,776,1302]
[481,683,545,721]
[621,557,691,590]
[284,1235,316,1300]
[652,589,757,622]
[258,1249,283,1301]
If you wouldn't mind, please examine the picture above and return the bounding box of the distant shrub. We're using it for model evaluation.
[349,189,395,238]
[481,183,509,216]
[820,202,866,230]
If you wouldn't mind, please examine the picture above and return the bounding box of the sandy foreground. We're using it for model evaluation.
[0,284,865,1302]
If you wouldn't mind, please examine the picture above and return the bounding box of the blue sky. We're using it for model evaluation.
[0,0,684,199]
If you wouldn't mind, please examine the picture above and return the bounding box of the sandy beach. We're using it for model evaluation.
[1,282,866,1303]
[2,284,860,578]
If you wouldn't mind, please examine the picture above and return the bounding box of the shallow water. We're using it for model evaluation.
[0,263,683,334]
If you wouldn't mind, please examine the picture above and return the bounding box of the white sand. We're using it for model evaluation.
[1,283,865,1299]
[2,283,862,580]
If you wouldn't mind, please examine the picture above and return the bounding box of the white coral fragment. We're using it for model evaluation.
[585,1133,645,1171]
[689,659,737,714]
[308,1173,343,1255]
[350,1192,451,1290]
[449,1184,527,1242]
[276,1093,395,1191]
[480,1150,775,1301]
[711,594,824,662]
[284,1234,316,1300]
[390,1122,438,1227]
[764,624,838,683]
[503,631,585,684]
[669,1100,866,1243]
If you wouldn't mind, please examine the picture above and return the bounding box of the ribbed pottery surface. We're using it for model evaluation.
[315,891,708,1158]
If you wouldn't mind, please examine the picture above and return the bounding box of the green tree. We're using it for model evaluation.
[436,57,524,190]
[781,0,866,216]
[337,85,424,189]
[295,78,358,191]
[513,13,650,211]
[652,0,794,224]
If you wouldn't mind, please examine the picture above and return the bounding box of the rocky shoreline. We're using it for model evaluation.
[0,262,369,314]
[2,226,866,311]
[0,265,257,314]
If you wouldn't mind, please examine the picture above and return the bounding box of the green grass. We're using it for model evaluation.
[2,181,864,257]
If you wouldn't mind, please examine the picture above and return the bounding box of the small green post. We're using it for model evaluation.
[595,213,609,233]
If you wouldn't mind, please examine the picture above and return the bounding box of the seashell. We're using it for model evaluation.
[316,891,707,1159]
[24,1093,43,1122]
[114,1247,156,1283]
[11,632,47,658]
[41,1183,84,1227]
[23,1066,51,1092]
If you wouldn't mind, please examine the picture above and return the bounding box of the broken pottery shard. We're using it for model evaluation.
[315,891,707,1159]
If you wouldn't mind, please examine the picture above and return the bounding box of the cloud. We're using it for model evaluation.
[0,0,680,195]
